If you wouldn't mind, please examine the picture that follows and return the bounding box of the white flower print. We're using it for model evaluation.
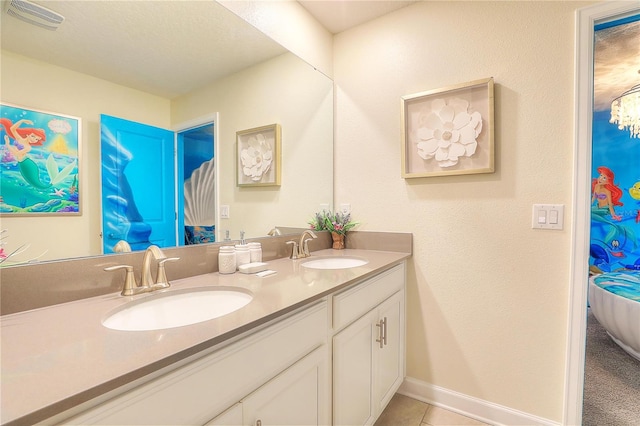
[240,133,273,181]
[415,98,483,168]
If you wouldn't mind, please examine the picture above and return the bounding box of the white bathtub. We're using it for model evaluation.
[589,273,640,361]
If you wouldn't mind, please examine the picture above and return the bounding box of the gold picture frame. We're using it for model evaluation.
[401,77,494,178]
[236,124,281,187]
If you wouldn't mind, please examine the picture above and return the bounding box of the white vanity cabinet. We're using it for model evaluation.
[332,264,405,426]
[61,301,329,426]
[52,260,406,426]
[208,346,328,426]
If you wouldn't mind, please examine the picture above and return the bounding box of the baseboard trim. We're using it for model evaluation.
[398,377,560,426]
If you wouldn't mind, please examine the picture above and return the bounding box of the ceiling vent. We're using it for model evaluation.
[5,0,64,31]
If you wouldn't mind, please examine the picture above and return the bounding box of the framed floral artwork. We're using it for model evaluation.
[236,124,281,187]
[0,102,81,215]
[401,77,494,178]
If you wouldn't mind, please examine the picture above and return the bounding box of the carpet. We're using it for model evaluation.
[582,308,640,425]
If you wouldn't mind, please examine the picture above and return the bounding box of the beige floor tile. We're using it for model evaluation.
[374,393,430,426]
[422,405,489,426]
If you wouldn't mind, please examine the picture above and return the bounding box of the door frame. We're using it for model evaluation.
[173,113,220,243]
[564,2,640,424]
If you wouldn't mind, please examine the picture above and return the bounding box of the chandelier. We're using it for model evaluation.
[610,84,640,138]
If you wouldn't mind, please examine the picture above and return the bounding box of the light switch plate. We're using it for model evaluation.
[220,205,230,219]
[532,204,564,230]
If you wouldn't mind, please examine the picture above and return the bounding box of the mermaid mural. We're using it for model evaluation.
[588,15,640,274]
[590,165,638,272]
[0,104,80,214]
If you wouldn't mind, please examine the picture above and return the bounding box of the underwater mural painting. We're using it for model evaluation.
[590,17,640,274]
[0,103,80,215]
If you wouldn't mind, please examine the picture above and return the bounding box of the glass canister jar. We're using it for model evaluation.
[218,246,236,274]
[248,242,262,263]
[234,244,251,269]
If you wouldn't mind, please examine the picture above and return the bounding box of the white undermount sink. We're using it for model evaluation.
[103,287,253,331]
[301,256,368,270]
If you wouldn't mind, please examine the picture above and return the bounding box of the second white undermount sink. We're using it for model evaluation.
[301,256,368,270]
[103,287,253,331]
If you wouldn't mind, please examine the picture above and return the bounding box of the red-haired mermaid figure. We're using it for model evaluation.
[592,166,623,221]
[1,117,72,190]
[1,118,46,159]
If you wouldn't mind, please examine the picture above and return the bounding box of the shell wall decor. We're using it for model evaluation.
[184,158,215,226]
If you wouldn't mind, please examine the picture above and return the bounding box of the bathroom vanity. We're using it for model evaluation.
[0,240,410,426]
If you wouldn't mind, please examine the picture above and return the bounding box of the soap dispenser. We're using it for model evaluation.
[235,231,250,268]
[248,242,262,262]
[218,246,236,274]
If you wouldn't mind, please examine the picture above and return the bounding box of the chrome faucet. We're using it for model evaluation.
[299,230,317,258]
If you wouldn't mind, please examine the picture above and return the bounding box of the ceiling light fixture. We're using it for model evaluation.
[610,83,640,139]
[4,0,64,31]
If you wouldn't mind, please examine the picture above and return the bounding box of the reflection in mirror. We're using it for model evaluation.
[0,0,333,263]
[181,124,216,246]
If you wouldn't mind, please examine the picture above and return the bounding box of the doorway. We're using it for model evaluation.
[177,123,216,246]
[565,2,640,424]
[100,114,218,254]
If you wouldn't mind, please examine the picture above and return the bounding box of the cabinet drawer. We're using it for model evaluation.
[64,301,328,425]
[333,263,404,332]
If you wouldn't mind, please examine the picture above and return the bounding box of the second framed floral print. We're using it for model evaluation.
[401,77,494,178]
[236,124,281,187]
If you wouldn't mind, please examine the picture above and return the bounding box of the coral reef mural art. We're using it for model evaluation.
[0,103,80,215]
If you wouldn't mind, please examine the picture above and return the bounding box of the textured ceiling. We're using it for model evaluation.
[0,1,418,98]
[0,0,287,99]
[298,0,416,34]
[9,0,631,106]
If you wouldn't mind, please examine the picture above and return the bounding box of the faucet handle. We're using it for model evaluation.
[301,231,318,257]
[154,257,180,289]
[104,264,142,296]
[286,241,300,260]
[302,239,312,257]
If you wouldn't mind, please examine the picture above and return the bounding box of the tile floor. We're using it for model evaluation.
[375,394,491,426]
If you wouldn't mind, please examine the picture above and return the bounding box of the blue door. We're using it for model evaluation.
[100,115,176,254]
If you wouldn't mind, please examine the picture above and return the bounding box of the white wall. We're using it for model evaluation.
[1,51,170,260]
[333,1,594,422]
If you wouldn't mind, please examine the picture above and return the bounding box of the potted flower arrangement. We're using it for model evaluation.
[309,210,358,249]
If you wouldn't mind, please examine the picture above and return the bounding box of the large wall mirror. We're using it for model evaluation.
[0,0,333,263]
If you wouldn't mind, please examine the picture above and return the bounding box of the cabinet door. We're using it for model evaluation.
[242,347,327,426]
[374,291,404,413]
[333,311,376,426]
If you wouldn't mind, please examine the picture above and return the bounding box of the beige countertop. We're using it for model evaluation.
[0,248,409,425]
